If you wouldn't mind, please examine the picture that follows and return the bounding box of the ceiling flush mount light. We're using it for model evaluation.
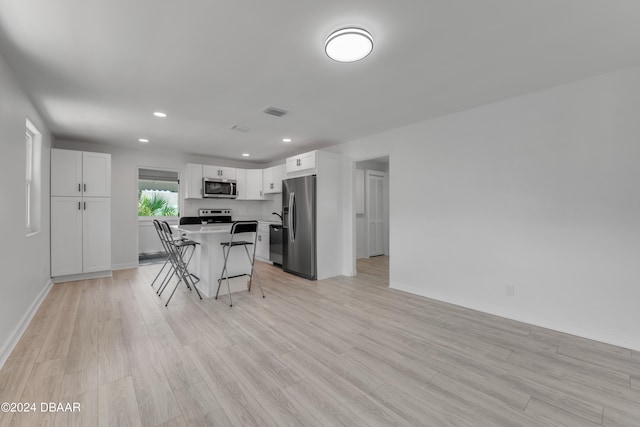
[138,138,149,143]
[153,111,167,118]
[325,27,373,62]
[242,153,250,157]
[282,138,292,143]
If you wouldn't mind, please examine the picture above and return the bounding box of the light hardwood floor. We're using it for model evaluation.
[1,256,639,426]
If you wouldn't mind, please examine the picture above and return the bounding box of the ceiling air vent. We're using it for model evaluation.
[231,125,252,133]
[263,106,288,117]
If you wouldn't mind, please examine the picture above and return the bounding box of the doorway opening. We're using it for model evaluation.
[137,167,180,265]
[354,156,389,269]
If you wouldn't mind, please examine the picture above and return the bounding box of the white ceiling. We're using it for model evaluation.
[1,0,640,163]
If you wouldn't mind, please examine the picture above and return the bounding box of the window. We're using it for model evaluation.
[25,119,41,235]
[138,168,179,217]
[25,130,33,230]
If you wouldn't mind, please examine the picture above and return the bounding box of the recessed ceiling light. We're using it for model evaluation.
[153,112,167,118]
[138,138,149,143]
[325,28,373,63]
[242,153,250,157]
[282,138,292,143]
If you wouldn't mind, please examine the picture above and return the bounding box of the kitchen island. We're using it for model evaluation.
[174,224,256,298]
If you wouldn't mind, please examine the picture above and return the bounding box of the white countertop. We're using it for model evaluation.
[174,224,231,234]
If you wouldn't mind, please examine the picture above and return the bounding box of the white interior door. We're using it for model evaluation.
[367,171,386,257]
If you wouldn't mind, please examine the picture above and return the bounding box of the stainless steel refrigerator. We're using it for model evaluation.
[282,175,317,280]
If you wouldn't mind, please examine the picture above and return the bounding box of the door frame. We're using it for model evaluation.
[348,154,390,277]
[365,169,389,257]
[135,165,182,266]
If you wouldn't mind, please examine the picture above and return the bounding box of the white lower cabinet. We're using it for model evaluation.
[51,196,111,276]
[51,197,83,276]
[255,222,270,262]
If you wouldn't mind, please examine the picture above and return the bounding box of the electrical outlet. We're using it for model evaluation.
[506,285,515,297]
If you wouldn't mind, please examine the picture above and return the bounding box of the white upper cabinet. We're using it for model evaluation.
[51,149,110,197]
[237,169,263,200]
[184,164,237,199]
[263,164,284,194]
[51,149,82,196]
[184,163,203,199]
[285,151,316,176]
[82,152,111,197]
[203,165,236,181]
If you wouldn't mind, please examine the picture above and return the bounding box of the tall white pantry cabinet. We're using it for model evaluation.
[50,149,111,279]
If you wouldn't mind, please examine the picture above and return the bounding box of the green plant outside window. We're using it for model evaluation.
[138,191,178,216]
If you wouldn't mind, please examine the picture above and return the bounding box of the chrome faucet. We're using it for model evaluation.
[272,212,283,222]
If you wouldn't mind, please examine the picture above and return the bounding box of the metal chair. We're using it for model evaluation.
[150,219,177,290]
[215,220,265,307]
[157,221,202,306]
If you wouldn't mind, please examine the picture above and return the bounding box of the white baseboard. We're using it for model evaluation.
[0,279,53,369]
[390,280,640,352]
[52,270,112,283]
[112,262,140,271]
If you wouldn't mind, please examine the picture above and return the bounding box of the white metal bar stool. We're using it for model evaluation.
[159,221,202,306]
[215,220,265,307]
[150,219,180,291]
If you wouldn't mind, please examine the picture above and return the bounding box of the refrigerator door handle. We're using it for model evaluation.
[288,192,295,242]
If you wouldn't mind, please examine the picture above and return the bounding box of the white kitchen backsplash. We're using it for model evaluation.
[182,193,281,222]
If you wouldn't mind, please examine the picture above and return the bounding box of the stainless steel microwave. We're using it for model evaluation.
[202,177,237,198]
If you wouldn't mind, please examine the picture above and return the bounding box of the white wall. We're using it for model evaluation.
[52,140,281,268]
[331,66,640,351]
[0,52,53,367]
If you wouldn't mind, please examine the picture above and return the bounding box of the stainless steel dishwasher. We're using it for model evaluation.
[269,224,283,266]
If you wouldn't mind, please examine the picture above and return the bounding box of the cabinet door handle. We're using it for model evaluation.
[78,183,81,192]
[84,183,87,192]
[78,202,81,210]
[84,202,86,210]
